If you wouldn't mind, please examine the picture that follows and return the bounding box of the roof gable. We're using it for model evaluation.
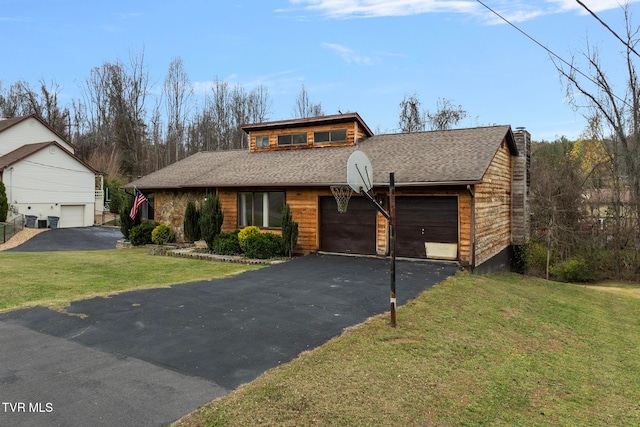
[0,114,77,153]
[0,141,96,173]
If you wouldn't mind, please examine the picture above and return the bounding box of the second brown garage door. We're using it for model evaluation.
[319,196,377,255]
[396,196,458,258]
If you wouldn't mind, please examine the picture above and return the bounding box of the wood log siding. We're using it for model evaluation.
[373,188,472,265]
[155,185,477,265]
[473,142,513,267]
[248,122,367,152]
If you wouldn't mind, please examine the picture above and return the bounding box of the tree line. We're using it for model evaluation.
[1,47,473,181]
[528,2,640,280]
[0,54,332,179]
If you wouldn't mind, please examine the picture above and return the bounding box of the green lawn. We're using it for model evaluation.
[174,272,640,427]
[0,248,263,312]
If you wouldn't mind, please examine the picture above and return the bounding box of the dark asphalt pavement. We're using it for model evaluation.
[0,228,459,426]
[6,226,123,252]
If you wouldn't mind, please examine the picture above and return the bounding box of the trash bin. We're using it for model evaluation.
[25,215,37,228]
[48,216,60,229]
[38,219,47,229]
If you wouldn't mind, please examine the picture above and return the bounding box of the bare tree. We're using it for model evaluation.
[398,93,425,133]
[163,57,193,164]
[0,79,70,137]
[426,97,467,131]
[79,49,151,177]
[555,2,640,277]
[293,84,323,118]
[530,139,585,278]
[247,84,272,123]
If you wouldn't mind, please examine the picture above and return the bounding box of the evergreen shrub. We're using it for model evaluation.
[281,204,298,258]
[238,226,261,252]
[243,232,283,259]
[0,182,8,222]
[129,222,159,246]
[151,224,175,245]
[183,200,201,243]
[199,194,224,250]
[550,256,595,283]
[212,230,242,255]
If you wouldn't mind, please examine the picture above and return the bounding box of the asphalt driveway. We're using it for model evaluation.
[0,228,459,426]
[6,226,123,252]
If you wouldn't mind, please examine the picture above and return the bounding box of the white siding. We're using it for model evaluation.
[7,146,96,227]
[0,117,75,155]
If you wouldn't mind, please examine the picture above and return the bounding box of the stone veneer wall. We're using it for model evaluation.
[155,189,209,243]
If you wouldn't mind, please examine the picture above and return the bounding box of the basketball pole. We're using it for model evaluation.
[357,172,397,327]
[389,172,397,327]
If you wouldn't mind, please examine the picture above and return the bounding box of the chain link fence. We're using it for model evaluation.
[1,215,24,244]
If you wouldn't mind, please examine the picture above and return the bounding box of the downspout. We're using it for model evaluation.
[467,184,475,272]
[8,167,13,208]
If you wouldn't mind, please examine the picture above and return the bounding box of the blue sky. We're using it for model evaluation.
[2,0,639,141]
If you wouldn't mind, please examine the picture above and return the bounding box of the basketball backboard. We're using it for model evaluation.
[347,150,373,193]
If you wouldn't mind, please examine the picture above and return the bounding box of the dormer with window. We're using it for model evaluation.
[242,112,374,152]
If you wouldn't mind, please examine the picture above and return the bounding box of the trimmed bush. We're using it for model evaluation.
[238,226,261,252]
[151,224,176,245]
[243,232,283,259]
[281,204,298,258]
[212,231,242,255]
[550,256,595,283]
[129,222,159,246]
[183,200,201,243]
[200,194,223,250]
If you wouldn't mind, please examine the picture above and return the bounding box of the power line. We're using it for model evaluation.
[475,0,630,108]
[576,0,640,59]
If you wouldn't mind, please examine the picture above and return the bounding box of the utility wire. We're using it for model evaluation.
[475,0,630,108]
[576,0,640,59]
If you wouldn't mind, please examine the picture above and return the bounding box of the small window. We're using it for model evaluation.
[141,193,155,221]
[314,129,347,144]
[278,133,307,146]
[256,135,270,148]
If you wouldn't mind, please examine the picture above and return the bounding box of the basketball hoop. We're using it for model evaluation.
[330,185,353,213]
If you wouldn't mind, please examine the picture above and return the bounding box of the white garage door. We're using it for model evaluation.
[60,205,85,228]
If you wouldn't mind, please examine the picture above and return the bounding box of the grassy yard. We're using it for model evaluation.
[0,248,263,312]
[174,273,640,427]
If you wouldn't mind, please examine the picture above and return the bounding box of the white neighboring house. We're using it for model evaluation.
[0,115,100,228]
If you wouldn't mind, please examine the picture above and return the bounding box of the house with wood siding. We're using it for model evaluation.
[126,113,530,272]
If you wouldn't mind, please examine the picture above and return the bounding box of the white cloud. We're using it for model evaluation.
[321,42,374,65]
[290,0,479,19]
[549,0,639,13]
[289,0,640,22]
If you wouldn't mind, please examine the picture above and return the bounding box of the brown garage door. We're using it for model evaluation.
[396,196,458,258]
[320,196,377,255]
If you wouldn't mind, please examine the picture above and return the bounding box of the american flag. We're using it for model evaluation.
[129,189,148,220]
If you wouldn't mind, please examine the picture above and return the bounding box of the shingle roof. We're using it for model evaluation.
[126,125,515,190]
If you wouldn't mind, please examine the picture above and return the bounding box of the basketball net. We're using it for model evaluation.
[330,185,353,213]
